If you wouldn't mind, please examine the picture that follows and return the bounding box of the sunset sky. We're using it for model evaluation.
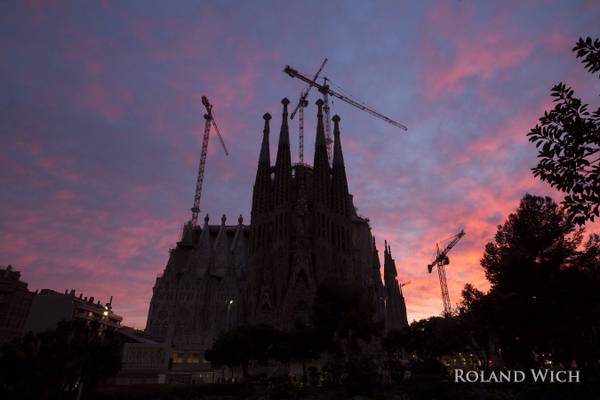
[1,0,599,329]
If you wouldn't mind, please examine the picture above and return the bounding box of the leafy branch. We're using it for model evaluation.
[527,37,600,225]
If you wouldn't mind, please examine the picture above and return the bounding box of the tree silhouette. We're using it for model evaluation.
[311,281,383,388]
[286,323,322,385]
[528,37,600,225]
[311,281,383,351]
[481,194,580,291]
[204,324,283,382]
[381,195,600,375]
[474,194,600,368]
[0,320,122,400]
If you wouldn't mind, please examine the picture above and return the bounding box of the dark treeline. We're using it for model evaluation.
[385,195,600,375]
[0,320,122,400]
[204,281,384,394]
[202,194,600,398]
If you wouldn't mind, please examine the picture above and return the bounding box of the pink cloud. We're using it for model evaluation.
[54,190,76,201]
[79,74,134,122]
[419,3,572,100]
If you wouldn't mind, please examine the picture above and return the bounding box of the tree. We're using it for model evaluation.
[527,37,600,225]
[286,323,322,385]
[204,324,283,382]
[312,281,383,351]
[475,194,600,368]
[389,195,600,373]
[311,281,383,386]
[481,194,580,291]
[0,320,122,400]
[458,283,484,312]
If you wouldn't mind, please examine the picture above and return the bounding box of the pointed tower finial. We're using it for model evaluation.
[331,113,349,215]
[262,113,272,139]
[315,99,325,147]
[273,97,292,206]
[277,99,290,146]
[260,113,271,160]
[316,98,324,114]
[313,98,330,206]
[261,114,271,155]
[252,113,273,218]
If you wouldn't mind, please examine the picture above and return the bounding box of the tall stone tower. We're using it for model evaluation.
[383,242,409,331]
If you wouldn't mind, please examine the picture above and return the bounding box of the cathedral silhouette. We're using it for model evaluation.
[145,98,408,353]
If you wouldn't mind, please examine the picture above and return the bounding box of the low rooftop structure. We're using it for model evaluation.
[24,288,122,334]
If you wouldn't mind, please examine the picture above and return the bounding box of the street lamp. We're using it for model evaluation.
[226,299,235,329]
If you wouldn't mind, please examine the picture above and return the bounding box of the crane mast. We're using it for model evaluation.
[284,65,408,136]
[321,81,333,161]
[190,96,229,226]
[290,59,328,164]
[427,229,466,315]
[297,99,308,163]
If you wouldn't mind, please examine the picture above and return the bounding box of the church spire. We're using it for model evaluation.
[259,113,271,167]
[383,242,408,331]
[384,242,397,279]
[331,115,349,215]
[313,99,330,206]
[273,98,292,205]
[252,113,272,217]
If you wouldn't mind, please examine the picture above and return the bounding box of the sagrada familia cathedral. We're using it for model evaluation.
[144,99,408,353]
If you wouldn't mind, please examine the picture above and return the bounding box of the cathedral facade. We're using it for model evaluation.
[145,99,408,352]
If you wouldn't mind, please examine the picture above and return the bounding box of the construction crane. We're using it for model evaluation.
[290,58,328,164]
[427,229,466,315]
[190,96,229,226]
[284,64,408,160]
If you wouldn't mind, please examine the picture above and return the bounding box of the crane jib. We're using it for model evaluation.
[284,65,407,131]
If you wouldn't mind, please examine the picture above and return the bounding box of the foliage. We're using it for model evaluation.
[384,316,468,363]
[311,281,383,351]
[468,194,600,369]
[0,320,122,400]
[205,281,384,387]
[343,354,381,395]
[204,324,284,380]
[480,194,580,290]
[575,37,600,77]
[286,322,322,385]
[458,283,484,312]
[527,37,600,225]
[387,194,600,377]
[311,281,384,388]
